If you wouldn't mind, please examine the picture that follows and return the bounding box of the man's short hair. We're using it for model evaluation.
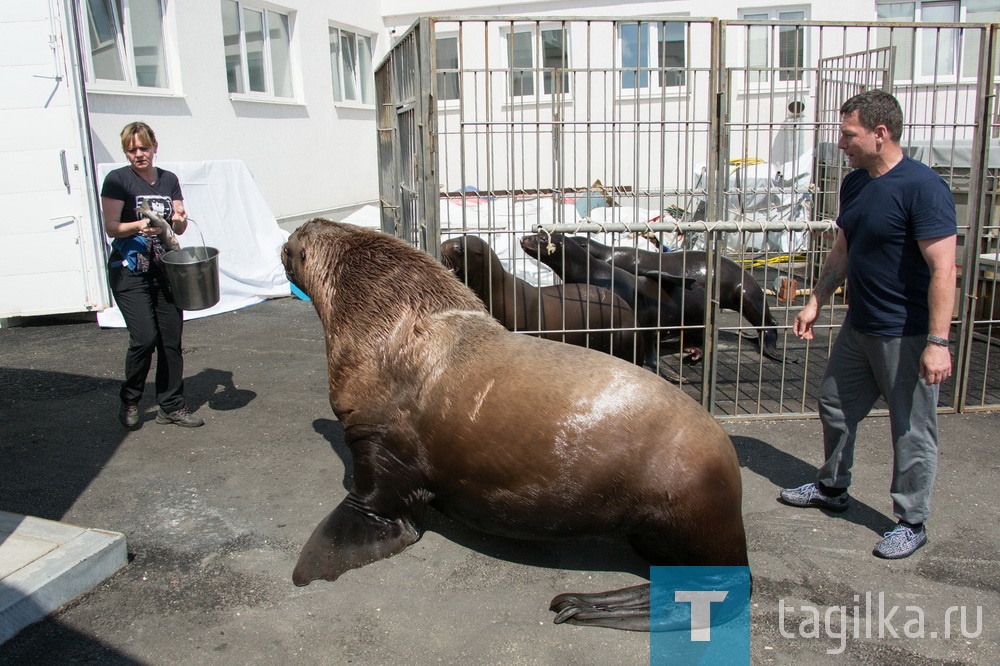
[840,90,904,143]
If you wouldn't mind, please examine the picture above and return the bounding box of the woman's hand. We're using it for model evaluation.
[170,200,188,234]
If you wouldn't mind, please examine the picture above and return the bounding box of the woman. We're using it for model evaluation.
[102,121,204,429]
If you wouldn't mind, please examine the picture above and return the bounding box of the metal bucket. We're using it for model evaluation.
[161,246,220,311]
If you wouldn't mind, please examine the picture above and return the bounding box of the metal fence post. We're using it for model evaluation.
[956,23,999,412]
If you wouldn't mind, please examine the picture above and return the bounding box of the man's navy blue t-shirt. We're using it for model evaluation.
[837,155,956,336]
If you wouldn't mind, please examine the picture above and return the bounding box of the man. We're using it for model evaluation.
[779,90,957,559]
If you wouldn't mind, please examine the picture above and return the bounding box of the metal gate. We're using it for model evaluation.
[375,21,440,257]
[375,17,1000,417]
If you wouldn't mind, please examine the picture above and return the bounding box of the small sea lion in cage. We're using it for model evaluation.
[282,219,748,632]
[440,234,642,363]
[568,236,784,362]
[520,231,704,379]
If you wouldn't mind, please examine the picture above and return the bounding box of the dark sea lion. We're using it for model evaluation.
[569,236,783,362]
[439,234,642,364]
[282,219,748,631]
[519,231,703,378]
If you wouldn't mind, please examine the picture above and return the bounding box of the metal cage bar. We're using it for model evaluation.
[375,18,1000,418]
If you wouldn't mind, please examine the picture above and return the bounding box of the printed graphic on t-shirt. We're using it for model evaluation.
[136,194,173,222]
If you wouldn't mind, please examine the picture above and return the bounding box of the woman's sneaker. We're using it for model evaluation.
[873,523,927,559]
[778,482,850,512]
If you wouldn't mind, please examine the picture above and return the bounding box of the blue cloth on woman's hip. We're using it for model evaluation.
[112,235,150,272]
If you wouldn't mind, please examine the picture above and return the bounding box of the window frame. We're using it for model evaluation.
[223,0,297,103]
[435,34,462,104]
[737,7,810,89]
[501,23,572,104]
[81,0,175,94]
[616,19,689,98]
[876,0,975,84]
[329,24,375,107]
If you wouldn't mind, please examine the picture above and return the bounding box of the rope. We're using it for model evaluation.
[537,226,555,255]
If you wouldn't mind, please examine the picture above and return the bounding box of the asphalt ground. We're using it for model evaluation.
[1,295,997,665]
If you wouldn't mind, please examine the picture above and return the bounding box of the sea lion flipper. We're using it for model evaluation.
[550,574,749,632]
[759,328,798,363]
[550,584,652,631]
[653,363,689,385]
[638,269,699,290]
[292,493,421,586]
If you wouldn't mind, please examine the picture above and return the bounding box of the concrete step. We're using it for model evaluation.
[0,511,127,644]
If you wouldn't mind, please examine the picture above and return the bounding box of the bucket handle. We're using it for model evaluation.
[184,217,211,261]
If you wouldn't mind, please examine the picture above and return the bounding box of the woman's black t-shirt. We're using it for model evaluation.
[101,166,183,269]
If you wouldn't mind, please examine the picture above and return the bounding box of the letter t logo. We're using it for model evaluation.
[675,591,729,641]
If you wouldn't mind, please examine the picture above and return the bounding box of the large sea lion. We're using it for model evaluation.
[440,234,642,364]
[282,219,749,631]
[569,236,784,362]
[520,231,703,378]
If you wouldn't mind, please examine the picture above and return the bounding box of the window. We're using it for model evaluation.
[330,26,374,105]
[877,0,972,81]
[436,36,460,101]
[619,21,687,92]
[504,25,569,99]
[222,0,294,99]
[741,9,807,84]
[963,0,1000,77]
[83,0,169,90]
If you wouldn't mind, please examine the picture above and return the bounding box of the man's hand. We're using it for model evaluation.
[795,230,848,341]
[793,299,820,340]
[920,344,952,385]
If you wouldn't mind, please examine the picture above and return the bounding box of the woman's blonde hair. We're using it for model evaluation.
[120,121,157,152]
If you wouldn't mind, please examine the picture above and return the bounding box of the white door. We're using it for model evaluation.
[0,0,109,319]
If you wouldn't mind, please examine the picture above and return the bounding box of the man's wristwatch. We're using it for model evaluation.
[927,334,950,347]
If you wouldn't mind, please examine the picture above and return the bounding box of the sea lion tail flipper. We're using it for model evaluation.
[550,584,652,631]
[653,363,689,385]
[759,328,799,363]
[292,494,421,586]
[550,571,750,632]
[760,328,781,362]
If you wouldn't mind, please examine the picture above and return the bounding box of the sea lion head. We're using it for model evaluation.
[438,235,466,278]
[281,225,306,293]
[519,231,563,259]
[440,235,493,284]
[281,218,341,300]
[283,218,487,324]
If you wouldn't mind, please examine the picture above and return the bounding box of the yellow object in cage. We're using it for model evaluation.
[738,253,808,268]
[729,157,766,176]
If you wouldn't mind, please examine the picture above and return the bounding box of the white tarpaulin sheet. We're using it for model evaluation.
[703,108,814,254]
[96,160,290,328]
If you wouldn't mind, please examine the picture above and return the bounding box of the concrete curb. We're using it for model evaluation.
[0,512,127,644]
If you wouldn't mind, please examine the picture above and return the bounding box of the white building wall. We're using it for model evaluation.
[86,1,387,224]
